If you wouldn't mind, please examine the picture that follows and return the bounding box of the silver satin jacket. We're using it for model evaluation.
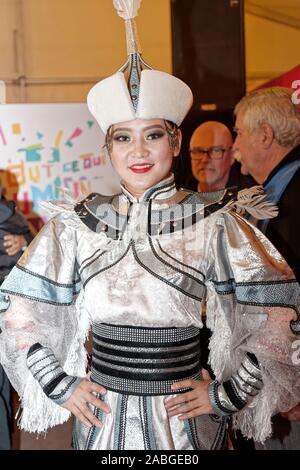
[0,174,299,449]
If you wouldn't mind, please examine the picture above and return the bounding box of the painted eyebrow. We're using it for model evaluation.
[112,125,166,133]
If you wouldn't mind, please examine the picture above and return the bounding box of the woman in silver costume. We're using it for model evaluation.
[0,1,299,450]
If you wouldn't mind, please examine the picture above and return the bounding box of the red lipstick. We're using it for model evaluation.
[129,163,154,174]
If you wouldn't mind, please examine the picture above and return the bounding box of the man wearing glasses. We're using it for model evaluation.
[188,121,253,192]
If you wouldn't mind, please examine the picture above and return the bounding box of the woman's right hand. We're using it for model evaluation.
[62,379,111,428]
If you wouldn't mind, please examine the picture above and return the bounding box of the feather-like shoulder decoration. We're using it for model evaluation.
[113,0,142,20]
[228,186,279,220]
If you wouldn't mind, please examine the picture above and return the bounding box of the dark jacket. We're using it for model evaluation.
[263,145,300,283]
[0,199,33,282]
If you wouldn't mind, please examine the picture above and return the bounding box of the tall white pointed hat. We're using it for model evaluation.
[87,0,193,134]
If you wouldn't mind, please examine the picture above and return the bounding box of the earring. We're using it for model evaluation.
[103,144,111,161]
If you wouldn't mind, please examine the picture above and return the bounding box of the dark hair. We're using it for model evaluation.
[165,120,179,150]
[105,126,114,154]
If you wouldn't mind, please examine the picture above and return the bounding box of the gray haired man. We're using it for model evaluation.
[233,86,300,450]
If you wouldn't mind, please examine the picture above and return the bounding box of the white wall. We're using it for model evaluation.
[0,0,172,103]
[245,12,300,91]
[1,1,299,102]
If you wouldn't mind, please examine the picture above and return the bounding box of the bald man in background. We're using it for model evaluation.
[187,121,254,192]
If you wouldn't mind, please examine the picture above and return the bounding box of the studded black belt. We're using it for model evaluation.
[91,323,201,396]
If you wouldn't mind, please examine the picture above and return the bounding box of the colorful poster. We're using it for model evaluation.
[0,103,120,228]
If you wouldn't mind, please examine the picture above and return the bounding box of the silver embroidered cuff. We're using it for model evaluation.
[217,383,240,413]
[224,353,263,410]
[27,342,82,405]
[49,375,83,405]
[243,354,263,382]
[208,380,234,417]
[208,353,264,417]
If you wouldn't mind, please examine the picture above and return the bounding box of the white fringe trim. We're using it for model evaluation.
[206,283,276,444]
[206,284,234,381]
[18,291,91,434]
[18,375,71,434]
[232,383,276,443]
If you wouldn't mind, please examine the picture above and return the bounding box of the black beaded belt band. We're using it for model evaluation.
[91,323,201,396]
